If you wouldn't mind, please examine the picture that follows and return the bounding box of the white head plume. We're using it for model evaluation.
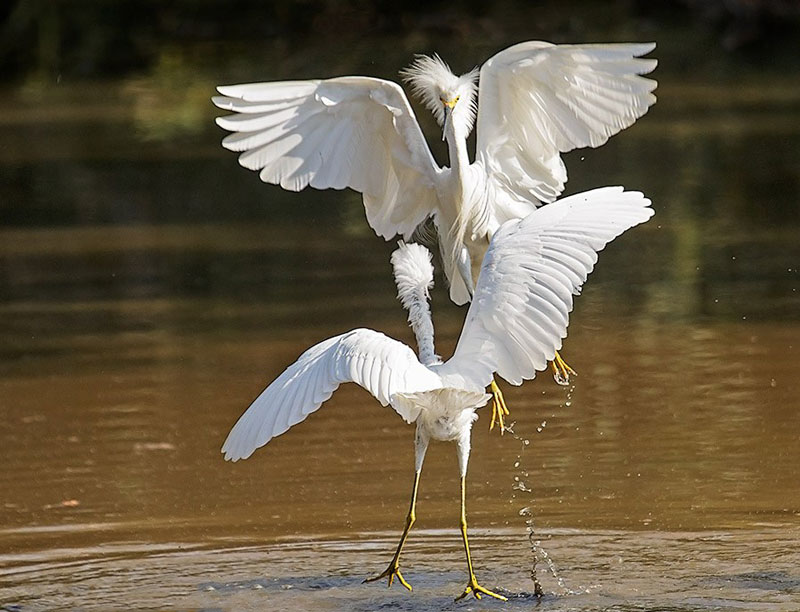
[400,54,479,134]
[391,241,438,366]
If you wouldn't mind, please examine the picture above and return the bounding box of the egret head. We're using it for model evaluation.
[401,54,478,136]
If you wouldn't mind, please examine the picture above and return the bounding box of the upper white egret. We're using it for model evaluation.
[221,186,654,601]
[213,41,657,414]
[213,41,657,306]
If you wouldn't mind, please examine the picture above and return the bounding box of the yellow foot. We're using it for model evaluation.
[363,562,412,591]
[551,351,577,386]
[489,379,510,434]
[455,575,507,602]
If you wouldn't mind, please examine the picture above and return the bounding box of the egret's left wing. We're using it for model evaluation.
[214,77,440,239]
[475,42,657,205]
[437,187,653,389]
[222,329,442,462]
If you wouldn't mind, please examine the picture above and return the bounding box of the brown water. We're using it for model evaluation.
[2,33,800,612]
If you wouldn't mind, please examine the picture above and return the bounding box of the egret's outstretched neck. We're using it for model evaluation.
[444,113,470,179]
[443,113,474,280]
[391,242,437,366]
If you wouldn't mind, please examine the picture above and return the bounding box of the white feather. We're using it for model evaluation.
[437,187,654,389]
[390,242,437,366]
[400,54,479,132]
[476,42,657,205]
[214,76,440,240]
[221,329,443,461]
[391,241,434,309]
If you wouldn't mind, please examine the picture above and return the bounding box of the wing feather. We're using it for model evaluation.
[309,119,354,189]
[214,76,441,239]
[221,329,442,461]
[217,105,319,132]
[438,187,654,389]
[216,80,320,101]
[476,42,657,205]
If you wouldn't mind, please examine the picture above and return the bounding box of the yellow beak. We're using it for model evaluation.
[443,98,458,109]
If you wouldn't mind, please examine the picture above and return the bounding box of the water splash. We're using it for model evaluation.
[505,384,578,597]
[553,370,571,386]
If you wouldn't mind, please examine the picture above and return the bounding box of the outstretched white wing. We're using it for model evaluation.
[476,42,657,205]
[222,329,442,461]
[214,77,441,239]
[437,187,653,389]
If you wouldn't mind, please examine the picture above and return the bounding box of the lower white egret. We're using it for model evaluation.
[221,187,653,600]
[214,41,657,422]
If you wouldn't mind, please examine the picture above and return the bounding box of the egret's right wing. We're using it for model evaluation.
[221,329,442,461]
[214,77,440,239]
[437,187,653,389]
[476,42,657,205]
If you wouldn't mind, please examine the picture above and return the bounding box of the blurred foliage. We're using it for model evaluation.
[122,48,216,141]
[1,0,799,84]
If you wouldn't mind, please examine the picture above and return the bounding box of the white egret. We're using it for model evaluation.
[213,42,655,303]
[213,41,657,421]
[221,186,654,601]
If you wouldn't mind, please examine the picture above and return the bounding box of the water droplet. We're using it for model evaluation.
[513,461,520,468]
[770,378,777,388]
[519,506,532,517]
[554,370,570,385]
[565,400,572,407]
